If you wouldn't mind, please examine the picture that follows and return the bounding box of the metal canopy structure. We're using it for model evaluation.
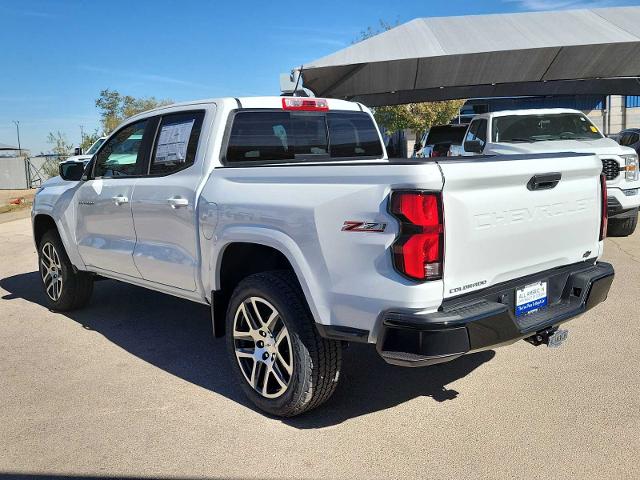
[299,7,640,106]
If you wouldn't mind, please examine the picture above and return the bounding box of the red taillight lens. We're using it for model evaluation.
[600,173,608,241]
[281,97,329,111]
[389,191,444,281]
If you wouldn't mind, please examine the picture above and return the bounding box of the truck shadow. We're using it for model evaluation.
[1,272,494,428]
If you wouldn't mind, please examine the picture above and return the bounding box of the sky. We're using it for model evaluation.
[1,0,638,153]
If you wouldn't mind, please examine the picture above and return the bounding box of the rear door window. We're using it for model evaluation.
[225,110,382,163]
[149,111,204,175]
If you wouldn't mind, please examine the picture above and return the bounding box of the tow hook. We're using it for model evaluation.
[525,327,569,348]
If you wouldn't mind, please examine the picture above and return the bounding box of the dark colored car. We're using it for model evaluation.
[415,124,468,158]
[617,128,640,155]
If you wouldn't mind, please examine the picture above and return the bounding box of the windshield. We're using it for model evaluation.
[492,113,603,143]
[425,125,467,146]
[86,137,106,155]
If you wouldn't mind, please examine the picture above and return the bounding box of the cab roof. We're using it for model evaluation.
[481,108,585,119]
[127,96,365,121]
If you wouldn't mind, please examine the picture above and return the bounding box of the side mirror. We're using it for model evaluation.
[59,162,85,181]
[464,140,483,154]
[74,147,83,156]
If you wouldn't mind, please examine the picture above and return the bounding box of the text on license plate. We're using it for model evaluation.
[515,281,548,316]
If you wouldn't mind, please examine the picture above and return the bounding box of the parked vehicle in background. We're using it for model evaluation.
[461,109,640,237]
[615,128,640,156]
[32,97,614,417]
[415,124,467,157]
[64,136,107,164]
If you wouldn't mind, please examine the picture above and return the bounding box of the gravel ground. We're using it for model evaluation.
[0,217,638,480]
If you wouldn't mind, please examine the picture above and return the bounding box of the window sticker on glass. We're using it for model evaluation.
[155,119,195,164]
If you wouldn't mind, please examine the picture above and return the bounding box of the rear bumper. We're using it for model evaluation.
[377,261,614,367]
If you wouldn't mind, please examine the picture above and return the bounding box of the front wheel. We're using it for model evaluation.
[38,230,94,311]
[607,210,638,237]
[225,271,341,417]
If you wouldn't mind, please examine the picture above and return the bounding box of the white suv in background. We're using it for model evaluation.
[461,109,639,236]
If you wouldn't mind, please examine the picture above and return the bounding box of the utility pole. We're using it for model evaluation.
[13,120,22,157]
[80,125,85,148]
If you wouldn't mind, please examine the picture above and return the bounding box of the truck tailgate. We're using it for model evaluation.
[438,153,603,298]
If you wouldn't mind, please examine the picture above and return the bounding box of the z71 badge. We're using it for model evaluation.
[341,221,387,232]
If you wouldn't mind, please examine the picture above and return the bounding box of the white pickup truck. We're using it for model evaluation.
[33,97,614,417]
[460,108,640,236]
[65,136,107,164]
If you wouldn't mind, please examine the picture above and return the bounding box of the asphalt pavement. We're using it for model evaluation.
[1,216,638,479]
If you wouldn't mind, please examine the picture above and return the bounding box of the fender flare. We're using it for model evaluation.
[32,210,86,271]
[212,226,331,326]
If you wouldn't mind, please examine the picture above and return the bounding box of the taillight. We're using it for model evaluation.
[282,97,329,111]
[600,173,608,241]
[389,191,444,281]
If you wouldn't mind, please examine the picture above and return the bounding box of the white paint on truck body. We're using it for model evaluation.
[33,98,606,343]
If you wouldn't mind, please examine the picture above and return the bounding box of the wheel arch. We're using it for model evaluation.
[32,213,86,271]
[33,214,58,248]
[211,240,325,338]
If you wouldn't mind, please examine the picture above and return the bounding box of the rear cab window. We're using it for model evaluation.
[224,110,383,164]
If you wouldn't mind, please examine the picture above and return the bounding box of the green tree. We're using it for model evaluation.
[374,101,466,139]
[355,21,466,141]
[96,89,173,134]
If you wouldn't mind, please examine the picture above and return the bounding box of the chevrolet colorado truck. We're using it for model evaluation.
[460,108,639,236]
[33,97,614,417]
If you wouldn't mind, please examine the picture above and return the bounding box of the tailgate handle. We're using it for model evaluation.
[527,172,561,191]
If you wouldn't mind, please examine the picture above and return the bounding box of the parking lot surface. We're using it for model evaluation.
[1,216,638,479]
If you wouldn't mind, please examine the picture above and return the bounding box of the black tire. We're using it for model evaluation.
[37,230,94,311]
[225,270,341,417]
[607,211,638,237]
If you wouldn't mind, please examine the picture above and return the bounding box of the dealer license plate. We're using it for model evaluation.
[515,281,548,317]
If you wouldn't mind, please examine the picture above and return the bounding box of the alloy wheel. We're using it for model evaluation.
[232,297,293,399]
[40,242,63,301]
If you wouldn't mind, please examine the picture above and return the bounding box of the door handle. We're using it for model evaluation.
[112,195,129,205]
[167,197,189,209]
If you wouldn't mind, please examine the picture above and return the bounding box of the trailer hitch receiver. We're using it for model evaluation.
[525,327,569,348]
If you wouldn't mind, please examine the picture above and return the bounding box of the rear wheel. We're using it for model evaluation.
[38,230,93,311]
[607,210,638,237]
[225,271,341,417]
